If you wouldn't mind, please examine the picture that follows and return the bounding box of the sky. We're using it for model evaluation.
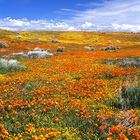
[0,0,140,32]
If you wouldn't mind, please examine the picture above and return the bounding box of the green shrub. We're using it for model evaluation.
[119,85,140,109]
[0,59,26,73]
[111,78,140,109]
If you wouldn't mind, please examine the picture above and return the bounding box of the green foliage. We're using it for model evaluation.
[120,85,140,109]
[0,59,26,74]
[111,83,140,109]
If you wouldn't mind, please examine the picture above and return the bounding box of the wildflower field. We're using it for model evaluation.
[0,30,140,140]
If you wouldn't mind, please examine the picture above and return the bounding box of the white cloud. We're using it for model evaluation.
[70,0,140,25]
[0,17,77,31]
[0,0,140,32]
[81,22,93,29]
[112,24,140,32]
[0,17,140,32]
[69,0,140,32]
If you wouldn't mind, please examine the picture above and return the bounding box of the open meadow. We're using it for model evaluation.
[0,30,140,140]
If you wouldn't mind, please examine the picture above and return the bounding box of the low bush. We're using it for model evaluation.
[0,59,26,73]
[0,42,10,48]
[111,77,140,109]
[103,58,140,67]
